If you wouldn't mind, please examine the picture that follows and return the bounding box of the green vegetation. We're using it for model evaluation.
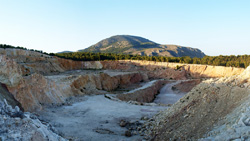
[0,44,53,56]
[1,44,249,68]
[97,47,132,54]
[78,35,205,58]
[56,52,250,68]
[79,35,160,54]
[176,65,181,70]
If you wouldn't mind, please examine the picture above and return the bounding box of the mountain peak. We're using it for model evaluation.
[82,35,158,51]
[79,35,205,58]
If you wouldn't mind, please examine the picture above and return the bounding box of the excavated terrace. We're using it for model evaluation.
[0,49,249,140]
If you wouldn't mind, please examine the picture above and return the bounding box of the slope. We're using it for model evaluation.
[79,35,206,58]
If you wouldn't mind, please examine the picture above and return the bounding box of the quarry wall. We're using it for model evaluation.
[101,60,244,79]
[0,49,245,112]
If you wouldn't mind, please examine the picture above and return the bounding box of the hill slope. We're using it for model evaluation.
[79,35,206,58]
[57,51,73,54]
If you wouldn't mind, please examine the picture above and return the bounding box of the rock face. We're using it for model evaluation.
[7,70,146,112]
[101,60,188,80]
[0,55,22,87]
[117,80,168,103]
[144,66,250,140]
[0,48,63,76]
[0,48,242,79]
[182,64,243,78]
[79,35,206,58]
[172,79,202,93]
[101,60,244,79]
[0,48,245,113]
[0,83,23,110]
[1,48,249,140]
[8,73,68,111]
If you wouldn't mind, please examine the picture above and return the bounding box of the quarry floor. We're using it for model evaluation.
[38,81,185,141]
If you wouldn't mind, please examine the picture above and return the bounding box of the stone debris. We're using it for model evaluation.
[143,65,250,140]
[94,128,116,135]
[201,97,250,141]
[120,120,128,127]
[125,130,132,137]
[0,99,66,141]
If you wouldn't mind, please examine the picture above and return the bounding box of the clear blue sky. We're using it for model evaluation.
[0,0,249,56]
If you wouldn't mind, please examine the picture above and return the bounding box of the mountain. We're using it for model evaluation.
[79,35,206,58]
[57,51,73,53]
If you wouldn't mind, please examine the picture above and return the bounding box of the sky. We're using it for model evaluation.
[0,0,249,56]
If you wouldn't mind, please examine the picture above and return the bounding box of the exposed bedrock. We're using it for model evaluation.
[117,80,168,103]
[0,48,64,75]
[0,49,246,117]
[0,83,23,110]
[7,71,147,112]
[1,48,250,140]
[100,60,244,79]
[172,79,202,93]
[0,49,243,79]
[116,79,202,104]
[0,55,22,87]
[0,48,100,75]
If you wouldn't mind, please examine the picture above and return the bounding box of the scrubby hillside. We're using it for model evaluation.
[79,35,206,58]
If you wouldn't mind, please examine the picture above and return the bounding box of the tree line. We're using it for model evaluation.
[55,52,250,68]
[1,44,249,68]
[0,44,51,55]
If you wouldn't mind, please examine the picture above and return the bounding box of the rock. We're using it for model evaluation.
[148,118,154,121]
[141,116,149,120]
[101,60,244,79]
[143,73,250,140]
[95,128,115,135]
[0,55,22,86]
[0,48,245,112]
[0,99,66,140]
[7,69,146,112]
[125,130,132,137]
[172,79,202,93]
[137,127,141,131]
[120,120,127,127]
[1,48,249,140]
[117,80,168,103]
[184,114,189,118]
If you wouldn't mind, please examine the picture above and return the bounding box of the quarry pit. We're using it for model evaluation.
[1,48,250,141]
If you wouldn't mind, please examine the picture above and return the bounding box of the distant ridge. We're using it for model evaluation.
[57,51,73,53]
[79,35,206,58]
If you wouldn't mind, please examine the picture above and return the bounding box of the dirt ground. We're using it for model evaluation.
[38,95,167,141]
